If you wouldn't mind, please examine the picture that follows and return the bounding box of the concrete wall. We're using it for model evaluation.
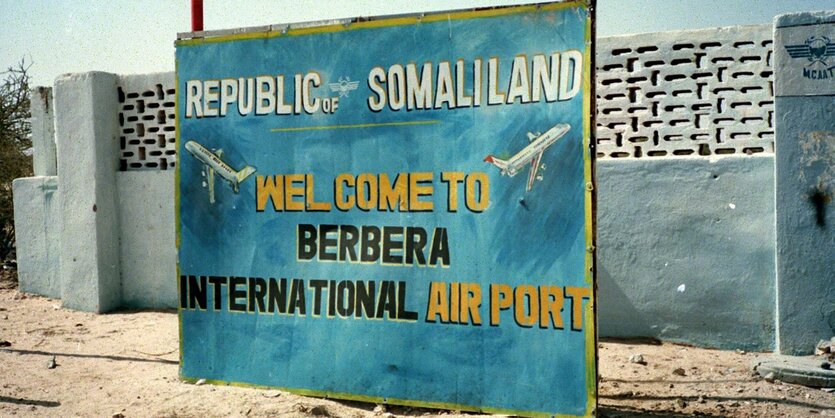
[597,157,776,350]
[12,177,61,298]
[117,171,177,308]
[12,19,835,353]
[594,25,778,351]
[773,11,835,355]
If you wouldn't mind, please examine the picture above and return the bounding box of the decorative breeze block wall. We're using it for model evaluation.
[596,25,774,159]
[112,25,775,169]
[117,73,177,170]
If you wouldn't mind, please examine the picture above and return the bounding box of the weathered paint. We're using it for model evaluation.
[774,10,835,356]
[54,72,123,313]
[597,156,776,351]
[176,3,595,416]
[30,87,57,177]
[12,176,61,298]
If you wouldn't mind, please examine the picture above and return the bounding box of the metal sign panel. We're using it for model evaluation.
[176,2,596,416]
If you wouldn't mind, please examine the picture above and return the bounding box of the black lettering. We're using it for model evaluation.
[309,279,328,316]
[356,280,376,318]
[267,278,287,314]
[318,225,338,261]
[361,226,381,262]
[179,275,188,309]
[339,225,359,261]
[397,281,418,321]
[429,227,450,267]
[248,277,267,313]
[209,276,227,310]
[405,227,427,265]
[288,279,306,315]
[298,224,317,260]
[229,276,247,312]
[376,281,397,319]
[382,226,403,264]
[328,280,337,316]
[336,281,355,317]
[188,275,207,310]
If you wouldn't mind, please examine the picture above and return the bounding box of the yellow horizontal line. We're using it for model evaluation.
[270,120,440,133]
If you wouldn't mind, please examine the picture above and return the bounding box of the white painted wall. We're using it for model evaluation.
[54,72,122,312]
[17,22,824,352]
[12,176,61,298]
[117,171,177,308]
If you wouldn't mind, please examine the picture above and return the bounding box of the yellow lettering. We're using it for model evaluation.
[565,286,591,331]
[514,285,538,327]
[460,283,482,325]
[284,174,305,211]
[356,173,377,211]
[256,175,283,211]
[441,171,465,212]
[409,172,434,211]
[466,172,489,212]
[334,173,354,211]
[379,173,408,211]
[539,285,564,329]
[426,281,449,322]
[304,174,331,211]
[490,284,513,326]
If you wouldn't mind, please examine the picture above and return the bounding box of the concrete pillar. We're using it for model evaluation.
[773,10,835,355]
[53,72,122,312]
[30,87,57,176]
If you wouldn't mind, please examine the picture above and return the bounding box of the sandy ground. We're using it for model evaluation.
[0,282,833,418]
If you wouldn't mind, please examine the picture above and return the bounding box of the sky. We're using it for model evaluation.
[1,0,832,87]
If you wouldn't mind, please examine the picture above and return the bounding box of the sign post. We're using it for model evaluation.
[176,2,596,416]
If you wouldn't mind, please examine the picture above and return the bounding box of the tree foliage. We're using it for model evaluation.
[0,60,33,261]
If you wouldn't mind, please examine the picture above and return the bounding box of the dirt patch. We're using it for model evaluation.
[0,288,832,417]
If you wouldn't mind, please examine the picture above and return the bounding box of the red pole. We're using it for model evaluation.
[191,0,204,32]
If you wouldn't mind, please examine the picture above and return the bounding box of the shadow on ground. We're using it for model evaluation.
[0,348,178,365]
[0,395,60,408]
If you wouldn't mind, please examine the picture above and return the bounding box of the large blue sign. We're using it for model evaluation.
[176,2,595,416]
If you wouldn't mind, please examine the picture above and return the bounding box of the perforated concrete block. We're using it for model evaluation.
[596,25,774,159]
[118,73,177,171]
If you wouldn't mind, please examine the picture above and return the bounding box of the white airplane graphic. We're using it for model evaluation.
[484,123,571,192]
[185,140,256,204]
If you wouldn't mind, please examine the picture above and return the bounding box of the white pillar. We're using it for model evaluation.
[30,87,57,176]
[54,72,122,312]
[773,10,835,355]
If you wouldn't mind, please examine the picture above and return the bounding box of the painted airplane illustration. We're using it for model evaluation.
[484,123,571,192]
[185,140,256,204]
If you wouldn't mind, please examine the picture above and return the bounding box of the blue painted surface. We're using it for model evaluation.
[176,5,594,415]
